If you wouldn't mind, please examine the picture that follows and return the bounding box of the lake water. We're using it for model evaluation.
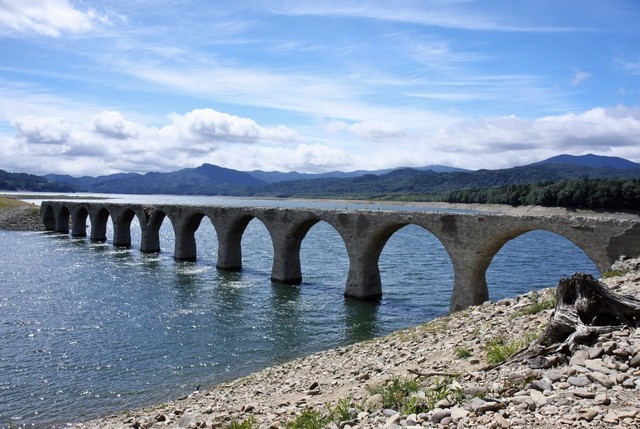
[0,196,599,428]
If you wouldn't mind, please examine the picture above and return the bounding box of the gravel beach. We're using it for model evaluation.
[0,200,44,231]
[67,258,640,429]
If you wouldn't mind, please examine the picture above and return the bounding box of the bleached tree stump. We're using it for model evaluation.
[499,273,640,369]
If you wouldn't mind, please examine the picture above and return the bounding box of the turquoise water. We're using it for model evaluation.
[0,199,599,428]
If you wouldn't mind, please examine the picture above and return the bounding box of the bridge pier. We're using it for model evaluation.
[71,208,88,237]
[54,206,70,233]
[216,237,242,271]
[41,205,55,230]
[112,223,131,247]
[170,210,204,261]
[213,213,253,271]
[111,209,135,247]
[343,243,383,301]
[270,233,303,285]
[449,263,490,312]
[138,208,165,253]
[140,228,161,253]
[344,261,382,301]
[89,209,109,242]
[174,232,197,260]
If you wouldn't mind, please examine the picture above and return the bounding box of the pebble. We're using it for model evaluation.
[430,409,451,424]
[578,407,599,421]
[567,375,591,387]
[587,372,616,388]
[531,380,553,392]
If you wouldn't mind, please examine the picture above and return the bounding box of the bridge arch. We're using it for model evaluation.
[194,215,218,261]
[379,224,454,307]
[298,220,349,287]
[486,229,598,300]
[336,212,458,302]
[481,224,604,281]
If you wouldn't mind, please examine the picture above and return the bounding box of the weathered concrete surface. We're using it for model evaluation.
[41,201,640,312]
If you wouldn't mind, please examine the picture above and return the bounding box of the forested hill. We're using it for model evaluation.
[249,164,640,199]
[0,169,76,192]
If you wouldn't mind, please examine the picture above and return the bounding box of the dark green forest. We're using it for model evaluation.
[442,178,640,211]
[0,169,76,192]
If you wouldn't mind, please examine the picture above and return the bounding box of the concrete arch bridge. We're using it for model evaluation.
[40,201,640,312]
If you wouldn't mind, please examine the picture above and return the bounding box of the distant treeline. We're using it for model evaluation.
[442,178,640,210]
[0,169,76,192]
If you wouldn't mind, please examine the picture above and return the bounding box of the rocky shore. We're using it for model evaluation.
[0,198,43,231]
[70,258,640,429]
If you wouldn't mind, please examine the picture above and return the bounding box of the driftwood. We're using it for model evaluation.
[495,273,640,370]
[407,369,460,378]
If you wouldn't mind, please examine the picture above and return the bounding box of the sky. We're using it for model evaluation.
[1,0,640,177]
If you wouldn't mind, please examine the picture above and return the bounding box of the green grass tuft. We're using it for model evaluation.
[603,270,627,278]
[326,397,356,423]
[366,375,463,414]
[454,346,473,359]
[512,291,556,317]
[285,408,328,429]
[226,417,256,429]
[485,332,538,365]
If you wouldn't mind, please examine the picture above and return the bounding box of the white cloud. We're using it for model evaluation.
[207,143,353,173]
[262,0,582,33]
[617,58,640,76]
[1,108,303,175]
[325,120,406,141]
[167,108,300,144]
[91,111,140,140]
[571,70,590,86]
[426,106,640,168]
[2,105,640,176]
[12,116,71,144]
[0,0,107,37]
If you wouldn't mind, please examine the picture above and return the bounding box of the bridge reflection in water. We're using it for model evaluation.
[41,201,640,312]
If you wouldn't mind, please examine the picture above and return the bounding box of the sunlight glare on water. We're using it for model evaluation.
[0,200,599,428]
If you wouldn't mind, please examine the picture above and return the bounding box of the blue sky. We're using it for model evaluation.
[1,0,639,176]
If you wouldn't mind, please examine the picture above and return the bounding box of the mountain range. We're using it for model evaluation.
[1,153,640,197]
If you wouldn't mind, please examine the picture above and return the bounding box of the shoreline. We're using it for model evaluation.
[70,259,640,429]
[4,191,640,222]
[3,198,640,427]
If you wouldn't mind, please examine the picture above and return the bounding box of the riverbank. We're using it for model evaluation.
[71,258,640,429]
[0,196,43,231]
